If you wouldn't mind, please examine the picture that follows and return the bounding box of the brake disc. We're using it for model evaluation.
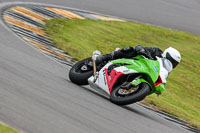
[118,86,139,95]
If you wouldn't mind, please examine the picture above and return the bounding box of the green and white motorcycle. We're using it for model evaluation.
[69,51,168,105]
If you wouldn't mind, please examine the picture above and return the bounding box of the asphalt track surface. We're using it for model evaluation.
[0,1,199,133]
[1,0,200,35]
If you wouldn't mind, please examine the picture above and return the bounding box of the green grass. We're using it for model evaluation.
[44,18,200,128]
[0,123,19,133]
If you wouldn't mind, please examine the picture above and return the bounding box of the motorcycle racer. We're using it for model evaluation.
[69,45,181,104]
[96,45,181,75]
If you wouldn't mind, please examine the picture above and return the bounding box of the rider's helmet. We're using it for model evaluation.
[162,47,181,68]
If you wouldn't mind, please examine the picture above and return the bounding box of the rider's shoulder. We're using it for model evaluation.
[158,57,173,73]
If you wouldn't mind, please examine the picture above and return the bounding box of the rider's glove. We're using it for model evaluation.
[135,45,153,60]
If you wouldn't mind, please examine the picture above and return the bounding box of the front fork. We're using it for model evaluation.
[121,75,143,90]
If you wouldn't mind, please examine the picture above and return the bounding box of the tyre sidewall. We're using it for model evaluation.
[69,58,93,85]
[110,83,150,105]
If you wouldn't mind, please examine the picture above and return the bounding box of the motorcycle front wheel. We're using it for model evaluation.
[110,83,150,105]
[69,58,93,85]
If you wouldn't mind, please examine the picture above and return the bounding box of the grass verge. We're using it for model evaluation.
[44,18,200,128]
[0,123,19,133]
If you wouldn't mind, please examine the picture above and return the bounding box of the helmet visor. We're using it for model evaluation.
[166,53,179,68]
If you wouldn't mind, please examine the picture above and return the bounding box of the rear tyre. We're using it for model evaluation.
[69,58,93,85]
[110,83,150,105]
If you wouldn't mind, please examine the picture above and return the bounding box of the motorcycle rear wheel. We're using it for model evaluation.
[110,83,150,105]
[69,58,93,85]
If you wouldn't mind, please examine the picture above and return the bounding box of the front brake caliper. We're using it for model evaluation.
[131,78,150,87]
[131,78,142,86]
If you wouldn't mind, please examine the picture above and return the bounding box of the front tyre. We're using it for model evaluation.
[69,58,93,85]
[110,83,150,105]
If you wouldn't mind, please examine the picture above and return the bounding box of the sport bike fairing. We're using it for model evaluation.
[88,56,168,95]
